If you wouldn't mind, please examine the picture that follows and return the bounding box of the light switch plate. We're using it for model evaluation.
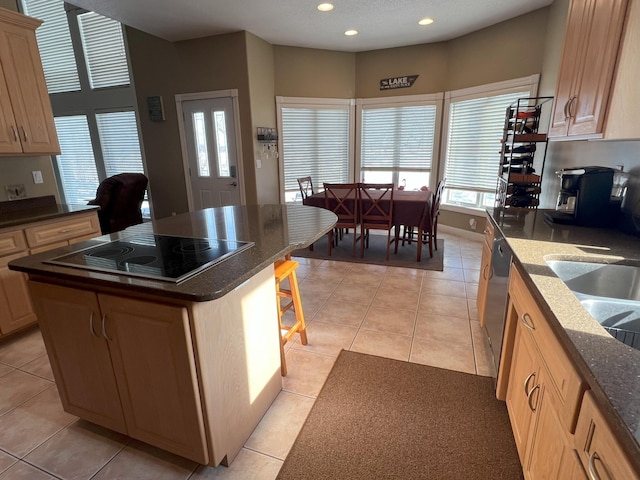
[32,170,43,184]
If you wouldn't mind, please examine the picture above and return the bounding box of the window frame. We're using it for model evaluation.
[276,96,355,203]
[356,93,443,191]
[438,74,540,213]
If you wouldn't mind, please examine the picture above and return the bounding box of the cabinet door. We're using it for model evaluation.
[476,240,492,326]
[0,252,36,334]
[99,294,208,465]
[0,13,59,154]
[0,59,20,154]
[506,323,540,464]
[28,282,127,434]
[527,371,587,480]
[575,391,639,480]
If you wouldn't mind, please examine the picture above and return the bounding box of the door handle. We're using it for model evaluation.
[228,181,238,187]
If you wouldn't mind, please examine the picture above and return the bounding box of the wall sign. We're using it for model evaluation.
[380,75,419,90]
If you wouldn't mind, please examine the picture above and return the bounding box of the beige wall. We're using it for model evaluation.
[274,46,355,98]
[246,32,279,204]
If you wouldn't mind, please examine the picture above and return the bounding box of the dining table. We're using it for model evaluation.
[302,187,434,260]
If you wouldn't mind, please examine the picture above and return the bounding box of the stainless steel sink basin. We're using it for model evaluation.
[545,259,640,350]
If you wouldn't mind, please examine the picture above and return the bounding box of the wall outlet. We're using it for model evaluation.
[256,159,262,169]
[32,170,43,184]
[469,218,478,230]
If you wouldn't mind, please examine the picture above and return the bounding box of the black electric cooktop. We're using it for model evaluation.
[46,234,254,283]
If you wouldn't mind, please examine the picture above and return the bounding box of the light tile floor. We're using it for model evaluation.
[0,231,490,480]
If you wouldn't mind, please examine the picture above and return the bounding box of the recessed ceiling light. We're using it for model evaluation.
[317,3,334,11]
[345,29,358,36]
[419,17,434,26]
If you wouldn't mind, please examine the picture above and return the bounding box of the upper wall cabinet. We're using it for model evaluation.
[549,0,629,139]
[0,8,59,155]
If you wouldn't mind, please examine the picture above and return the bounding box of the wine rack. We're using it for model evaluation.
[496,96,553,209]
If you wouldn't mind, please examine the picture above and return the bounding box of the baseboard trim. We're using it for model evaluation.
[439,224,484,241]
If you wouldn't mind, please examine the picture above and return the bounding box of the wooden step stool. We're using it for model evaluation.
[274,259,308,376]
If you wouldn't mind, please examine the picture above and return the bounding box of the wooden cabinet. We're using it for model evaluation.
[574,391,638,480]
[0,211,100,337]
[504,264,587,479]
[604,0,640,140]
[549,0,629,138]
[30,282,209,465]
[0,8,59,154]
[476,216,494,326]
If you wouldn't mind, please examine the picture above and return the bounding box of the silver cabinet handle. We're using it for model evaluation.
[88,312,99,337]
[520,312,535,330]
[101,313,113,341]
[527,384,540,412]
[20,126,27,142]
[567,96,577,119]
[587,452,602,480]
[523,371,536,396]
[482,264,489,280]
[10,125,18,141]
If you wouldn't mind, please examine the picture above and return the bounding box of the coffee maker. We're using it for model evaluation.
[545,166,629,227]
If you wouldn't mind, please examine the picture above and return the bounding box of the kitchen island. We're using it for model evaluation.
[9,204,336,467]
[486,207,640,477]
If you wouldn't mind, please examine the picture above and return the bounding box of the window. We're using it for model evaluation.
[277,97,353,203]
[357,94,441,191]
[21,0,149,216]
[440,75,539,210]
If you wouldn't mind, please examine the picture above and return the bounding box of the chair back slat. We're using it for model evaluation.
[323,183,359,227]
[297,176,314,200]
[359,183,394,229]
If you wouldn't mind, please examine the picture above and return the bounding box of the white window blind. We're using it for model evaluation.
[78,12,130,89]
[360,105,436,170]
[54,116,98,205]
[281,106,350,191]
[21,0,80,94]
[96,111,144,177]
[445,90,529,192]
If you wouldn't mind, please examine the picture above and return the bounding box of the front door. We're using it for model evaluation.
[182,97,240,209]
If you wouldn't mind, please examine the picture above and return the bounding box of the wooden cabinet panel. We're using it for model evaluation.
[0,252,35,334]
[476,240,492,326]
[25,213,100,249]
[99,294,208,464]
[549,0,628,138]
[0,57,20,153]
[0,229,26,256]
[28,282,127,433]
[575,391,639,480]
[0,8,59,154]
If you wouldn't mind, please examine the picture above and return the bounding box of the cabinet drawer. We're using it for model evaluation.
[0,229,27,256]
[574,390,639,480]
[484,217,494,247]
[24,213,99,248]
[509,265,585,432]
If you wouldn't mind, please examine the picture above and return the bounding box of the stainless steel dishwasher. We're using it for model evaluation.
[483,225,513,380]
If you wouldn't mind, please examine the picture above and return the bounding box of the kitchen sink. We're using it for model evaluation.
[545,259,640,350]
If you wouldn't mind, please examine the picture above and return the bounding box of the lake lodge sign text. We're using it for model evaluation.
[380,75,419,90]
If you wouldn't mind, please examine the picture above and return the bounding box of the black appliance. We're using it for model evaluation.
[545,166,628,227]
[483,227,513,380]
[46,234,254,283]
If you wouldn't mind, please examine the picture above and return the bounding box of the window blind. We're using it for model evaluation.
[21,0,80,94]
[78,12,130,89]
[281,106,350,191]
[96,111,144,177]
[445,91,529,192]
[54,116,98,205]
[360,105,436,170]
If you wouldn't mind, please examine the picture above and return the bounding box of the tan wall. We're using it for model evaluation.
[0,156,59,202]
[246,32,279,204]
[274,46,355,98]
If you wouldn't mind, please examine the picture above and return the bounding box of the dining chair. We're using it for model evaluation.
[323,183,360,257]
[297,176,314,201]
[402,178,446,258]
[359,183,395,261]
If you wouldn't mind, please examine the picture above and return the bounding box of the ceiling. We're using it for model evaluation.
[64,0,553,53]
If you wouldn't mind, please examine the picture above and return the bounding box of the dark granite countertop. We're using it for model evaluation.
[0,195,99,230]
[488,207,640,463]
[9,204,336,303]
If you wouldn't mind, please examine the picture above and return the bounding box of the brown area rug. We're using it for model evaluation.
[291,232,444,271]
[277,350,523,480]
